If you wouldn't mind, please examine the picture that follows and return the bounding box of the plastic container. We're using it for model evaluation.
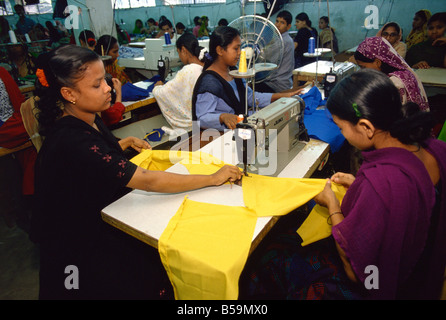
[308,37,315,54]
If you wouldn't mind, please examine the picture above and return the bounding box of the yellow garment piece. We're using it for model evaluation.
[158,197,258,300]
[296,182,346,246]
[242,173,328,217]
[130,149,225,173]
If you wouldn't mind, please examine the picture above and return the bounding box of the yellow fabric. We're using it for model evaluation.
[296,182,346,246]
[158,197,258,300]
[130,149,224,173]
[242,174,328,217]
[131,150,346,299]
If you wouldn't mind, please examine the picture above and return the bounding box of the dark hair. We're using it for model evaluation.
[277,10,292,25]
[415,10,429,23]
[14,4,24,14]
[327,69,433,145]
[176,33,205,61]
[296,12,312,27]
[194,16,201,26]
[382,22,401,34]
[147,18,156,25]
[79,29,96,47]
[320,16,336,35]
[320,16,329,24]
[176,22,185,30]
[354,50,401,75]
[428,12,446,26]
[35,45,101,136]
[159,19,173,29]
[218,18,228,27]
[45,21,62,43]
[204,26,240,69]
[94,35,118,59]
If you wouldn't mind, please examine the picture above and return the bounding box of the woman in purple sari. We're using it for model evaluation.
[240,69,446,300]
[354,36,429,111]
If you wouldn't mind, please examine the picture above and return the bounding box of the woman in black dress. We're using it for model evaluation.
[294,12,318,68]
[31,45,242,300]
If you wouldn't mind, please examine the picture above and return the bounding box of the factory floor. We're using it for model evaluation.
[0,154,39,300]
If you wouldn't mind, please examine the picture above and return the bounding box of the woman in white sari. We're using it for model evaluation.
[152,33,207,131]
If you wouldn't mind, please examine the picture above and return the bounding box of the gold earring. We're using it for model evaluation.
[71,100,76,105]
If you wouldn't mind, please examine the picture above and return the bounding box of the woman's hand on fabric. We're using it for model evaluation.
[119,136,151,152]
[271,88,305,102]
[154,80,164,87]
[412,61,430,69]
[219,113,239,130]
[313,179,340,210]
[330,172,355,190]
[211,165,242,186]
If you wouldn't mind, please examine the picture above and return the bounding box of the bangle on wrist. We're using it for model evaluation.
[327,211,343,225]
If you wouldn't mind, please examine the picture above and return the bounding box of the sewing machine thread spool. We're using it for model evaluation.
[237,114,244,123]
[164,32,171,45]
[308,37,315,54]
[238,49,247,74]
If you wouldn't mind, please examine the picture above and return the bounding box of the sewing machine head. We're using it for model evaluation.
[246,96,308,151]
[235,96,309,176]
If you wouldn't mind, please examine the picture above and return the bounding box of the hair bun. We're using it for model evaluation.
[389,102,434,144]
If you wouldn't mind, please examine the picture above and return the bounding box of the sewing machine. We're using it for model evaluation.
[293,61,358,97]
[118,38,210,76]
[235,96,309,177]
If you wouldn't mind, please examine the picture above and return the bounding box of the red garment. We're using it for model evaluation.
[101,102,125,127]
[0,67,28,149]
[0,67,36,195]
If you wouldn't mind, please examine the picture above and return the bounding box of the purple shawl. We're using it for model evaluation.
[332,138,446,299]
[357,37,429,111]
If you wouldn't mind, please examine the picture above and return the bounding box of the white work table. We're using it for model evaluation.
[101,130,329,253]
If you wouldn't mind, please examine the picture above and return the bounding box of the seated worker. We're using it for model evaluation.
[156,19,175,40]
[152,33,206,131]
[7,43,36,78]
[354,37,429,111]
[45,21,65,49]
[406,9,432,50]
[192,26,303,131]
[294,12,318,68]
[241,68,446,300]
[146,18,158,35]
[133,19,145,34]
[376,22,407,58]
[192,16,201,37]
[256,10,294,93]
[31,45,242,299]
[95,35,131,85]
[318,16,338,54]
[94,37,130,126]
[198,16,210,38]
[406,12,446,69]
[78,29,96,51]
[0,66,37,197]
[14,4,35,35]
